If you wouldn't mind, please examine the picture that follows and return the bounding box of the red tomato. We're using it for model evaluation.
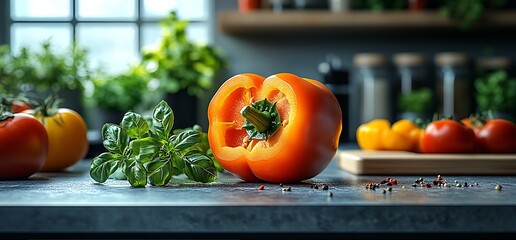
[477,119,516,153]
[0,113,49,179]
[10,100,32,113]
[420,120,476,153]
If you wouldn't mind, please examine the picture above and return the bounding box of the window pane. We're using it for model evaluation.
[11,0,71,20]
[77,0,136,20]
[11,23,72,53]
[77,24,138,74]
[142,23,209,50]
[143,0,207,20]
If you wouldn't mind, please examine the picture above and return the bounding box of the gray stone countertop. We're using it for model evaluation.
[1,148,516,235]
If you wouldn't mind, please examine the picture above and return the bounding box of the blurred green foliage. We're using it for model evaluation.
[92,65,148,112]
[397,88,433,114]
[0,40,92,95]
[142,12,226,98]
[475,70,516,112]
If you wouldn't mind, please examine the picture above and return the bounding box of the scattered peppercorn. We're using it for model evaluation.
[464,182,469,187]
[455,180,459,184]
[382,189,387,194]
[412,183,417,187]
[279,183,283,187]
[380,180,388,184]
[390,179,398,185]
[432,180,438,185]
[328,191,333,197]
[456,183,462,187]
[386,182,392,186]
[438,175,442,181]
[322,184,329,190]
[282,186,291,192]
[257,185,265,190]
[495,185,502,191]
[387,187,392,192]
[424,183,432,188]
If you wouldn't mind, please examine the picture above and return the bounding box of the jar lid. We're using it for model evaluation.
[434,52,468,66]
[353,53,386,67]
[476,57,511,70]
[393,53,427,67]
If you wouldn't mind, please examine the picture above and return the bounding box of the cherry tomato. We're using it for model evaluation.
[0,113,49,179]
[420,119,476,153]
[477,119,516,153]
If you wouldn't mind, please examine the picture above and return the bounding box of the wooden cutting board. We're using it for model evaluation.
[338,150,516,175]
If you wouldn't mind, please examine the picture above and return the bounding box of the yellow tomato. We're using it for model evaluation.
[356,119,390,150]
[33,109,89,172]
[356,119,422,152]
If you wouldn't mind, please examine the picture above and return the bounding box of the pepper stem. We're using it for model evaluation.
[241,106,271,133]
[240,99,281,140]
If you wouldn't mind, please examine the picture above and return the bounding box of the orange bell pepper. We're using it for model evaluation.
[356,119,421,152]
[207,73,342,183]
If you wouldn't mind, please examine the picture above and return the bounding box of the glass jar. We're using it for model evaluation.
[353,53,391,123]
[393,53,431,120]
[476,56,511,75]
[435,52,472,120]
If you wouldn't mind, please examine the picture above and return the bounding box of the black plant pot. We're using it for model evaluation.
[165,90,198,129]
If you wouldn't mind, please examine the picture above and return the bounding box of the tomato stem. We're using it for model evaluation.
[241,99,281,140]
[0,105,14,121]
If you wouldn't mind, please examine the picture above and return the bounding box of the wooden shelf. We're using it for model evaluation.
[218,10,516,34]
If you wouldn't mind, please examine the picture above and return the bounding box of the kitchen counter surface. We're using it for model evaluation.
[1,147,516,237]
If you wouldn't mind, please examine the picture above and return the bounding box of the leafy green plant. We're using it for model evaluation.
[397,88,432,114]
[353,0,407,11]
[0,45,37,94]
[92,65,148,112]
[0,40,92,95]
[475,70,516,112]
[142,11,226,98]
[439,0,506,30]
[90,100,218,187]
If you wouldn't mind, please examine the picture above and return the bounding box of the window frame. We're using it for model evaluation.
[2,0,205,54]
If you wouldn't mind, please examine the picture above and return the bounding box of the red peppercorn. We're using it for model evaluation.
[432,180,438,185]
[425,183,432,188]
[257,185,265,190]
[390,179,398,185]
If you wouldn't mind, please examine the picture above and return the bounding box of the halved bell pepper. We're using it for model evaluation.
[207,73,342,183]
[356,119,421,152]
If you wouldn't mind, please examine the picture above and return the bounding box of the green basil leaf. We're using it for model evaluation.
[146,157,172,187]
[183,151,217,183]
[173,129,202,151]
[90,152,122,183]
[171,152,185,171]
[124,160,147,187]
[102,123,129,155]
[121,112,149,139]
[152,100,174,139]
[129,137,159,164]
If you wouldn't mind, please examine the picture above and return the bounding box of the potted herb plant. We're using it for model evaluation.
[397,88,433,121]
[475,70,516,121]
[90,65,149,127]
[141,11,226,129]
[0,40,92,116]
